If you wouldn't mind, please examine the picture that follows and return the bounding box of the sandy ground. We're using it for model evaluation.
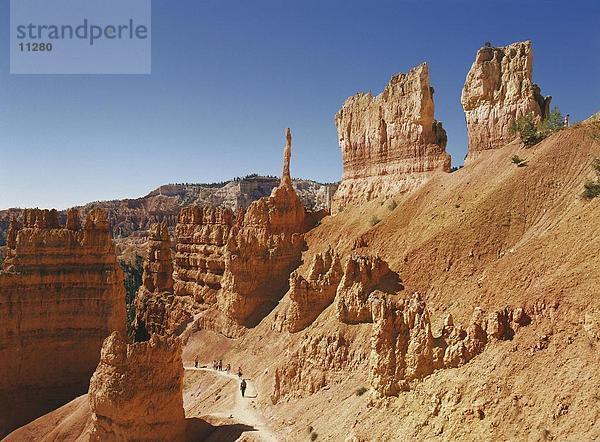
[184,366,279,441]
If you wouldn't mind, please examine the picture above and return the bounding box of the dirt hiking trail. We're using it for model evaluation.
[185,366,279,442]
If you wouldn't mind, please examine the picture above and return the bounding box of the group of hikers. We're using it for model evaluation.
[211,359,232,373]
[193,356,247,397]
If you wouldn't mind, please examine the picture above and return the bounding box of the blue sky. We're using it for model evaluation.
[1,0,598,209]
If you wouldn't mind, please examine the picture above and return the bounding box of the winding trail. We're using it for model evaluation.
[184,366,279,442]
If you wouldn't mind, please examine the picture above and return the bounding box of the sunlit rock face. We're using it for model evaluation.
[88,331,186,441]
[461,40,551,160]
[134,129,320,337]
[134,222,194,339]
[332,63,450,213]
[369,293,532,397]
[0,208,125,437]
[220,129,309,326]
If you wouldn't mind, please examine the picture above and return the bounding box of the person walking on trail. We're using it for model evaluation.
[219,359,223,371]
[194,356,198,369]
[238,367,243,379]
[564,114,571,128]
[226,363,231,373]
[240,379,247,398]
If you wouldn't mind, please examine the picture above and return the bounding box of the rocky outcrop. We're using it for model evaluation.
[133,129,317,337]
[0,208,125,437]
[283,249,343,332]
[134,223,192,339]
[461,40,551,159]
[271,333,360,404]
[369,293,532,397]
[335,255,399,324]
[369,294,434,396]
[88,331,185,441]
[142,222,174,294]
[220,129,309,326]
[332,63,450,212]
[174,206,234,305]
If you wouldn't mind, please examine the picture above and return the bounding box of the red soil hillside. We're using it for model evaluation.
[207,121,600,440]
[8,121,600,441]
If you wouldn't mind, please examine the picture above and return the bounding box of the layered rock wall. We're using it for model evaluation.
[461,40,551,159]
[174,206,234,306]
[332,63,450,212]
[0,208,125,436]
[134,223,192,338]
[134,129,315,336]
[89,331,185,441]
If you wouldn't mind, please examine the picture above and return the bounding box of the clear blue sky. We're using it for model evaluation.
[1,0,598,209]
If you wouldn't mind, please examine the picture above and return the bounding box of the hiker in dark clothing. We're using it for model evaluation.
[240,379,247,397]
[219,359,223,371]
[194,356,198,368]
[238,367,243,378]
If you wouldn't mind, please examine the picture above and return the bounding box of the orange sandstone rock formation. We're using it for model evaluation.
[134,129,317,336]
[88,331,186,441]
[271,332,356,404]
[283,249,343,332]
[461,40,551,159]
[369,293,532,397]
[134,222,192,338]
[335,255,400,324]
[174,206,234,306]
[220,171,308,326]
[332,63,450,212]
[0,208,125,437]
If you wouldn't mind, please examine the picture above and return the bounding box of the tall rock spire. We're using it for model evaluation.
[331,63,450,213]
[281,127,292,187]
[461,40,551,160]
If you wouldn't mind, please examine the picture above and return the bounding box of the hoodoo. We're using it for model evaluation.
[134,128,317,337]
[88,331,186,441]
[0,208,125,437]
[220,127,308,326]
[134,222,192,338]
[332,63,451,212]
[461,40,552,159]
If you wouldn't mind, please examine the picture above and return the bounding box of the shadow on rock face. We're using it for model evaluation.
[186,417,257,442]
[376,270,404,294]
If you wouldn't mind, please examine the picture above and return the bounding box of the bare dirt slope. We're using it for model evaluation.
[4,396,92,442]
[8,123,600,441]
[197,122,600,440]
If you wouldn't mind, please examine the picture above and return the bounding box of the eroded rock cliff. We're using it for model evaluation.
[134,222,192,338]
[271,332,362,404]
[0,208,125,437]
[332,63,450,212]
[88,331,185,441]
[282,249,343,332]
[461,40,551,159]
[220,173,308,326]
[134,129,318,337]
[369,293,532,397]
[335,255,400,324]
